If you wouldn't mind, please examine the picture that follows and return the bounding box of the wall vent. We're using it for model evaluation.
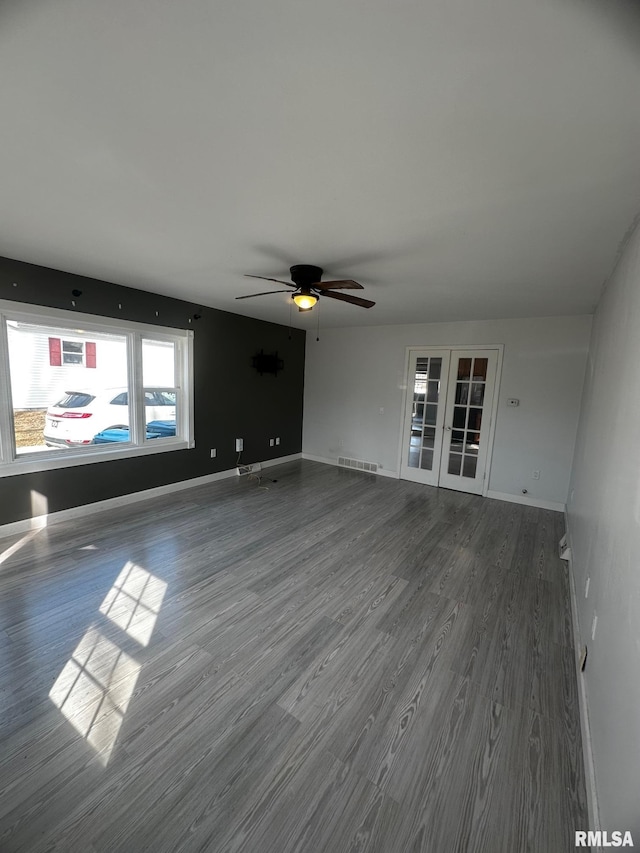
[337,456,378,474]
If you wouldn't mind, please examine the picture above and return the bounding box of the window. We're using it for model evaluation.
[62,340,84,365]
[0,301,194,475]
[48,338,97,367]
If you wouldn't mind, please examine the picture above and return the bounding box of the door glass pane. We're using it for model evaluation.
[455,382,469,404]
[453,407,466,429]
[467,408,483,432]
[470,383,485,406]
[472,358,488,380]
[462,456,478,478]
[407,355,443,470]
[464,435,479,455]
[451,430,464,452]
[446,353,492,483]
[422,428,435,450]
[448,453,462,475]
[414,360,428,397]
[427,381,439,403]
[457,359,472,381]
[420,449,434,470]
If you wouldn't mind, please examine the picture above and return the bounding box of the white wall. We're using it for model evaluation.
[303,315,591,508]
[567,218,640,839]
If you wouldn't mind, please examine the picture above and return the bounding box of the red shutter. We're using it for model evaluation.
[48,337,61,366]
[86,341,97,368]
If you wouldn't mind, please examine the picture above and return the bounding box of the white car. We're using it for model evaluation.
[44,388,176,448]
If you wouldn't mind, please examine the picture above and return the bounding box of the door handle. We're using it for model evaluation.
[444,425,452,431]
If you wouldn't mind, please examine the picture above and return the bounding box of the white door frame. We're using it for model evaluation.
[397,344,504,497]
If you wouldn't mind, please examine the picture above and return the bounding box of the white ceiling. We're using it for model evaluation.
[1,0,640,329]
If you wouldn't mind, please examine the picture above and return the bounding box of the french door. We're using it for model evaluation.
[400,348,499,495]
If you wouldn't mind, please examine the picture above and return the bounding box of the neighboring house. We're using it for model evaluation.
[7,321,172,409]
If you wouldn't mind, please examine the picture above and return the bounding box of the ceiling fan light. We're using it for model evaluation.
[293,292,318,310]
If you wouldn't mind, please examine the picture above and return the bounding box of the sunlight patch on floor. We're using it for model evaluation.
[0,528,42,567]
[49,561,167,765]
[99,561,167,647]
[49,626,141,765]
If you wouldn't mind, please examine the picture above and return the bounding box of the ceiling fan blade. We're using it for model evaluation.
[313,280,364,290]
[320,291,375,308]
[244,274,293,287]
[235,290,293,300]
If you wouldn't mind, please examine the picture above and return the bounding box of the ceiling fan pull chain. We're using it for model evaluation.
[316,299,320,342]
[288,298,292,340]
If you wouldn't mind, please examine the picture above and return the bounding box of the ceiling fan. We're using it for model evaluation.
[236,264,375,311]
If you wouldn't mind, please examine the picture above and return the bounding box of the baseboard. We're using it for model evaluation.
[301,452,399,479]
[260,453,301,470]
[564,512,601,838]
[301,459,566,502]
[301,452,336,466]
[486,489,565,512]
[376,467,400,479]
[0,452,302,538]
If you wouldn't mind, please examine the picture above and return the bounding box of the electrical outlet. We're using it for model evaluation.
[585,577,590,599]
[210,448,216,458]
[269,438,275,447]
[591,611,598,641]
[532,470,540,480]
[275,437,280,445]
[235,438,243,452]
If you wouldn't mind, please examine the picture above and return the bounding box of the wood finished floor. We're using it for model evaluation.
[0,461,587,852]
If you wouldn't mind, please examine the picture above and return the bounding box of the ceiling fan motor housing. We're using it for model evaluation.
[290,265,323,289]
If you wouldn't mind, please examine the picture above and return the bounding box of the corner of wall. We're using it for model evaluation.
[564,509,601,836]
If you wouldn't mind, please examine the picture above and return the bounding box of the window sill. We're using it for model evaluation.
[1,438,194,477]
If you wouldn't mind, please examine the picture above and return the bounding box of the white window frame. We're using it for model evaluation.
[0,299,194,477]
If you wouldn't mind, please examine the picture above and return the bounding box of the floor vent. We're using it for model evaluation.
[337,456,378,474]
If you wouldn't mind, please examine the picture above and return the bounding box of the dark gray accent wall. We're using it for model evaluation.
[0,256,305,525]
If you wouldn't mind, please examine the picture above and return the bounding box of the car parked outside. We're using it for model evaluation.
[93,421,177,443]
[43,388,176,448]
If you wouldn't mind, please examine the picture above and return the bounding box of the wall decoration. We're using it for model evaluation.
[252,349,284,376]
